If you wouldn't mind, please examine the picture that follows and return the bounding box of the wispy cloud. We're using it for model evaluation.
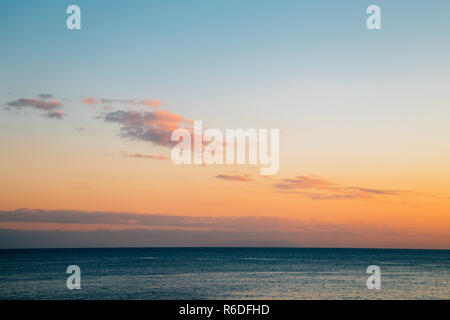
[121,151,167,160]
[6,98,61,111]
[101,98,159,108]
[216,174,253,182]
[82,97,159,108]
[275,175,411,200]
[38,94,53,100]
[275,176,336,190]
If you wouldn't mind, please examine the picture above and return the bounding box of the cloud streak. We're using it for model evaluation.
[121,151,167,160]
[38,94,53,100]
[216,174,253,182]
[82,97,159,108]
[274,175,412,200]
[6,98,61,111]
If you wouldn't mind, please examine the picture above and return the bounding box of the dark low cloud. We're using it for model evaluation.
[0,209,448,249]
[0,209,386,233]
[0,228,300,248]
[0,209,291,229]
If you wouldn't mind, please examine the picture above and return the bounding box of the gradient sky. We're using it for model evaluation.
[1,0,449,249]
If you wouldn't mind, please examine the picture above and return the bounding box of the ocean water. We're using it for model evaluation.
[0,247,448,299]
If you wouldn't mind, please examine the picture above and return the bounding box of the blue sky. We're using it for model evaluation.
[1,0,450,176]
[1,0,449,165]
[1,1,449,122]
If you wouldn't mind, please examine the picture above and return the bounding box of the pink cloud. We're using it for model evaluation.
[103,109,192,146]
[139,99,159,108]
[82,97,99,105]
[7,98,61,110]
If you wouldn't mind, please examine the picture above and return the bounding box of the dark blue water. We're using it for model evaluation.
[0,248,449,299]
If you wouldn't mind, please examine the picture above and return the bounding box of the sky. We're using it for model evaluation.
[0,0,449,249]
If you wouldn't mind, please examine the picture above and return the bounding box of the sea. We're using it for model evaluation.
[0,247,448,299]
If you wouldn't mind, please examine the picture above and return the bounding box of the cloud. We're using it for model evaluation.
[216,174,253,182]
[5,95,66,120]
[275,175,411,200]
[346,187,406,196]
[44,110,64,120]
[138,99,160,108]
[6,98,61,111]
[0,208,392,232]
[38,94,53,99]
[121,151,167,160]
[83,97,159,108]
[101,98,159,108]
[0,209,448,249]
[276,190,362,200]
[102,98,160,108]
[102,109,192,146]
[275,176,336,190]
[82,97,98,105]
